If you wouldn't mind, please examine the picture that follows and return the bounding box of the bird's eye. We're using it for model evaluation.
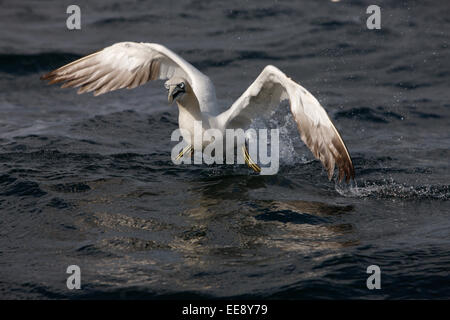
[179,82,185,89]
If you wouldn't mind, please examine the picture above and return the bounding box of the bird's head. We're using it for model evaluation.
[165,77,189,104]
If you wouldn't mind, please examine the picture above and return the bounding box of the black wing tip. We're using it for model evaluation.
[341,163,355,184]
[40,69,61,83]
[40,71,53,81]
[332,157,355,184]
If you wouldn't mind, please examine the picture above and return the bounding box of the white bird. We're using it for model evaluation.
[41,42,355,182]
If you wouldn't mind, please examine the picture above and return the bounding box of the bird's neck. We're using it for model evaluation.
[176,93,203,122]
[176,93,214,148]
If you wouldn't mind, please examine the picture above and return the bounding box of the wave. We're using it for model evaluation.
[0,53,82,75]
[226,6,294,20]
[0,174,46,197]
[334,107,403,123]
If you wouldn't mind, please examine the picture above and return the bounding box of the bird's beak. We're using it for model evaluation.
[168,87,175,104]
[168,86,184,104]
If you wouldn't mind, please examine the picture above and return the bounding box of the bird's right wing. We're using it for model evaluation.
[41,42,216,109]
[219,65,355,182]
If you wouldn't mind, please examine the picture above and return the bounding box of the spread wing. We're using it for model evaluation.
[219,65,355,182]
[40,42,216,111]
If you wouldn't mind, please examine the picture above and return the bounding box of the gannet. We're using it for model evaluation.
[41,42,355,182]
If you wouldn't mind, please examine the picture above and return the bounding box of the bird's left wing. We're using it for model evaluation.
[40,42,216,109]
[218,65,355,182]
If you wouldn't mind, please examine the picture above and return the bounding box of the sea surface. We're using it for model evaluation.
[0,0,449,299]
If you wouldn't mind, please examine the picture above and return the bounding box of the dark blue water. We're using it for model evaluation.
[0,0,449,299]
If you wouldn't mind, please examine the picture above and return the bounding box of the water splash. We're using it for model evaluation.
[335,178,450,200]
